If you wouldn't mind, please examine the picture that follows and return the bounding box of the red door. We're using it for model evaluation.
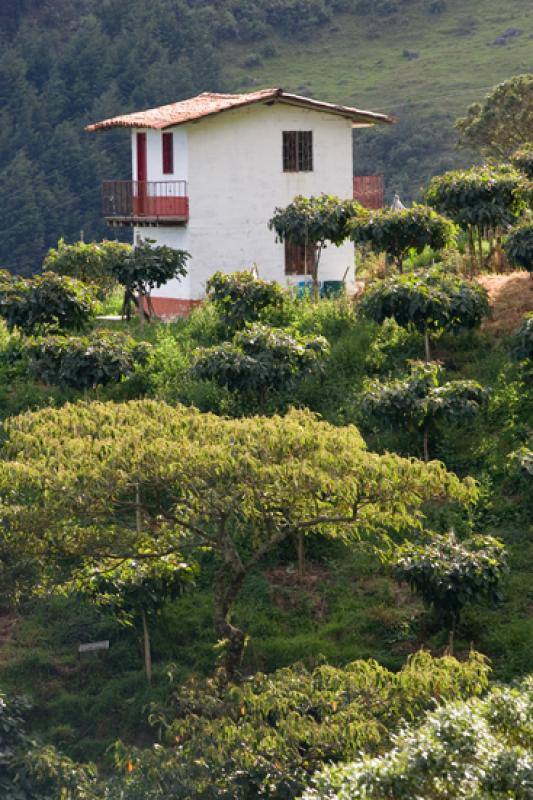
[136,132,147,214]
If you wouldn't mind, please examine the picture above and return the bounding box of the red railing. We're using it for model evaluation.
[102,180,189,221]
[353,175,384,209]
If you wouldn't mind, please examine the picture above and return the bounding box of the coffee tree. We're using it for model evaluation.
[206,270,286,333]
[26,330,151,390]
[425,165,529,269]
[511,313,533,361]
[504,222,533,272]
[393,531,507,651]
[359,270,490,361]
[348,205,456,273]
[512,144,533,179]
[191,323,329,404]
[111,239,189,322]
[79,555,196,683]
[361,361,487,461]
[0,271,97,334]
[304,677,533,800]
[43,238,130,298]
[0,400,476,676]
[268,194,361,299]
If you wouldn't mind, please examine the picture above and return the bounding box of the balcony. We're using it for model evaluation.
[102,180,189,226]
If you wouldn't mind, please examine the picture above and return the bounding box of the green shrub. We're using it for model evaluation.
[107,651,489,800]
[0,271,97,334]
[504,222,533,271]
[26,331,151,389]
[43,238,130,298]
[206,270,286,333]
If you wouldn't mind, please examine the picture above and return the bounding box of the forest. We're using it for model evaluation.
[0,95,532,795]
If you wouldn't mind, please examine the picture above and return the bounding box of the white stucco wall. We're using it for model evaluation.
[132,102,356,301]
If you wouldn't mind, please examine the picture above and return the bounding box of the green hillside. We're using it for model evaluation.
[222,0,533,196]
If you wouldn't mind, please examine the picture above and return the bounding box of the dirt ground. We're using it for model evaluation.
[478,271,533,336]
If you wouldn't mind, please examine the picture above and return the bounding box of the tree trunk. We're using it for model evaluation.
[136,292,145,329]
[141,608,152,684]
[296,531,305,582]
[423,424,429,463]
[213,564,247,678]
[467,227,476,275]
[396,255,403,274]
[424,329,431,363]
[447,623,455,656]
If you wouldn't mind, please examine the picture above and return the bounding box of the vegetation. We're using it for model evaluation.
[361,361,487,461]
[504,222,533,272]
[348,205,455,273]
[304,677,533,800]
[393,532,508,651]
[192,323,329,406]
[26,330,151,389]
[106,651,490,799]
[0,270,97,334]
[268,194,361,298]
[358,270,490,360]
[43,238,130,298]
[205,270,285,334]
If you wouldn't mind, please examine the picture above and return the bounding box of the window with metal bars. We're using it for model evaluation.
[284,240,316,275]
[162,132,174,174]
[283,131,313,172]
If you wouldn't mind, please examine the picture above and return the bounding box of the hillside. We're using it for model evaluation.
[0,0,531,274]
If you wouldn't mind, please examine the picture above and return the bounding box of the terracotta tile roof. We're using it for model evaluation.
[85,88,395,132]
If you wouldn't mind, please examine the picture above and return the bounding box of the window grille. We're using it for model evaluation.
[283,131,313,172]
[284,240,316,275]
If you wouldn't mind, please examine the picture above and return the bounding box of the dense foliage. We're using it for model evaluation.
[304,677,533,800]
[512,144,533,180]
[106,651,490,800]
[0,689,97,799]
[0,400,475,674]
[192,323,329,401]
[393,532,508,641]
[361,361,487,460]
[348,205,455,272]
[43,238,130,297]
[456,74,533,159]
[268,195,362,297]
[0,270,97,334]
[205,270,285,333]
[511,313,533,362]
[358,270,490,358]
[504,222,533,272]
[25,330,151,389]
[111,240,189,319]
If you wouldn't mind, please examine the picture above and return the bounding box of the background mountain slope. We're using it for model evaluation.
[0,0,531,273]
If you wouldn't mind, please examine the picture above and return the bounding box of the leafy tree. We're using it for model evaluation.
[456,74,533,159]
[504,222,533,272]
[348,205,456,273]
[393,532,507,651]
[512,144,533,179]
[43,238,131,298]
[106,651,489,800]
[0,401,476,676]
[358,270,490,361]
[191,323,329,404]
[425,165,529,268]
[361,361,487,461]
[110,239,189,322]
[304,677,533,800]
[0,270,97,334]
[0,689,97,799]
[205,270,285,334]
[79,555,196,683]
[511,313,533,362]
[25,330,151,390]
[268,194,361,299]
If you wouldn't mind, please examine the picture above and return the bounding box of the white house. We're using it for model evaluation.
[86,88,393,317]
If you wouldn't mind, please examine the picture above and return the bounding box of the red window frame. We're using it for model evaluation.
[162,132,174,174]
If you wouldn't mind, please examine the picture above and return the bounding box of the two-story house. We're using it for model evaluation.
[87,87,393,317]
